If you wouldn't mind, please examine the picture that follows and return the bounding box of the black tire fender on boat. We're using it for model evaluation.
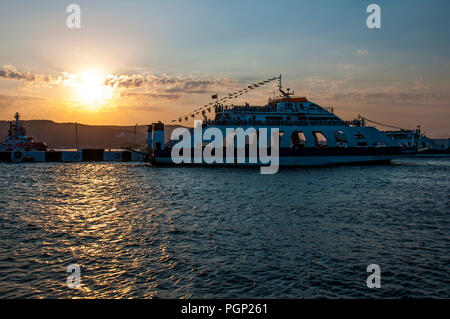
[14,151,22,159]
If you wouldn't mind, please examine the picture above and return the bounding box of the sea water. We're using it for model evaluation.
[0,158,448,298]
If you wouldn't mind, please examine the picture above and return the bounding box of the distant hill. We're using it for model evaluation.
[0,120,183,149]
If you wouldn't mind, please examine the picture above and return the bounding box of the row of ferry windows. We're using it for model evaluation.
[234,130,370,147]
[281,103,320,111]
[289,131,367,147]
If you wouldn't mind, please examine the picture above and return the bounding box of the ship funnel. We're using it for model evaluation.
[152,122,165,150]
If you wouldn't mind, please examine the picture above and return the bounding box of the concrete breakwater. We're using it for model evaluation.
[0,149,146,163]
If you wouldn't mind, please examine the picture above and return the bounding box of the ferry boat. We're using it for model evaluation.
[1,113,48,153]
[148,77,402,167]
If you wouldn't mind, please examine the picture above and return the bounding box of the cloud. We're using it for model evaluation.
[0,65,52,82]
[120,92,181,100]
[356,49,369,56]
[337,64,354,70]
[0,65,240,98]
[300,76,450,106]
[122,105,164,112]
[304,76,355,90]
[326,90,450,104]
[105,73,238,94]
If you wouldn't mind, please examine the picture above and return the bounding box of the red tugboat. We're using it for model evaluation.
[1,113,48,158]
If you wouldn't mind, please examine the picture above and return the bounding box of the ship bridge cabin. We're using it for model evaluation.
[211,95,343,127]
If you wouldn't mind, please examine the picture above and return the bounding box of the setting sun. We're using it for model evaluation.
[76,70,114,108]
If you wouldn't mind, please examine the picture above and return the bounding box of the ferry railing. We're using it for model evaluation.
[214,105,334,114]
[203,119,346,127]
[214,106,277,113]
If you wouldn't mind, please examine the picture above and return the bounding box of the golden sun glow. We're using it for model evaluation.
[75,70,114,109]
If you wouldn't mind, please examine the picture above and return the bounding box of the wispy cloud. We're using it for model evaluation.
[104,73,239,94]
[337,64,354,70]
[120,92,182,100]
[328,91,450,104]
[0,65,240,97]
[300,76,450,105]
[356,49,369,56]
[119,105,165,112]
[0,65,52,83]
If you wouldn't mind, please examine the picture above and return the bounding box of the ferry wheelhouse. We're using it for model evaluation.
[148,78,402,167]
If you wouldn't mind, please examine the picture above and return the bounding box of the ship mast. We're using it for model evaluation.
[12,112,26,137]
[277,74,294,97]
[15,112,20,128]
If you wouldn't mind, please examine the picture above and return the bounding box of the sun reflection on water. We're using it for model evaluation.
[12,164,167,298]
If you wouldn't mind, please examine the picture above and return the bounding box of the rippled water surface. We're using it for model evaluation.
[0,158,449,298]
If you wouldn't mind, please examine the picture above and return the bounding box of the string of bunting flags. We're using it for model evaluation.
[170,75,280,123]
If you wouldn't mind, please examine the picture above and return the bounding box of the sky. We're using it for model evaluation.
[0,0,449,137]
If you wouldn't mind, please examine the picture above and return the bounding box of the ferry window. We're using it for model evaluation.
[291,131,306,146]
[353,131,366,140]
[334,131,348,147]
[353,131,367,146]
[334,131,347,142]
[313,131,327,147]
